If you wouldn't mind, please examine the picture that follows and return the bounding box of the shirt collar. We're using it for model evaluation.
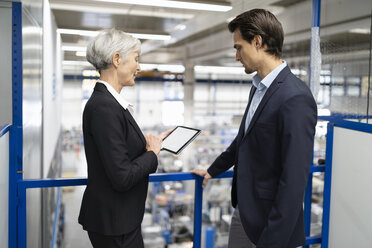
[97,80,133,110]
[252,61,287,91]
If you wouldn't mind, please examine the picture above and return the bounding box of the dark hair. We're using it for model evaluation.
[228,9,284,58]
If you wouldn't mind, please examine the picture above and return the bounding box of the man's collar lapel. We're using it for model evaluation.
[243,66,291,137]
[237,86,256,143]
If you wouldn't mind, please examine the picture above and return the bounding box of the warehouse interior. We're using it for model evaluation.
[0,0,372,247]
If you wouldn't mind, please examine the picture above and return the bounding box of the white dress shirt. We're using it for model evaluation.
[97,80,135,116]
[245,61,287,133]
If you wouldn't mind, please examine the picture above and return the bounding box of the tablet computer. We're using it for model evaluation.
[161,126,201,155]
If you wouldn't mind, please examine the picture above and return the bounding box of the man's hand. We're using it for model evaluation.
[190,169,212,188]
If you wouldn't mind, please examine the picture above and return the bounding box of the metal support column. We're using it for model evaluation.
[9,2,23,248]
[309,0,322,99]
[183,61,195,126]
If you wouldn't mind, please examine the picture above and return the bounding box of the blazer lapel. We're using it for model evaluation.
[95,82,147,147]
[237,86,256,145]
[123,109,146,147]
[244,66,291,137]
[244,83,279,135]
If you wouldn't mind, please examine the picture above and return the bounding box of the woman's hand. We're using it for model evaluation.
[145,133,162,155]
[159,128,174,140]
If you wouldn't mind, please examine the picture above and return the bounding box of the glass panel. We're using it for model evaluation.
[319,0,372,117]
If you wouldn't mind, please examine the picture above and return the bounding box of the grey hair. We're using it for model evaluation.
[86,28,141,72]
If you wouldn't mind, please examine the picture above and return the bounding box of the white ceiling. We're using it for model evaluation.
[52,0,372,76]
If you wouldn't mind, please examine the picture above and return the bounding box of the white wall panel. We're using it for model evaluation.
[0,3,12,127]
[43,0,62,178]
[62,80,83,130]
[329,127,372,247]
[0,132,9,248]
[22,2,43,247]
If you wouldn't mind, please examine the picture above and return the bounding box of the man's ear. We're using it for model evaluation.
[112,52,121,68]
[253,35,263,49]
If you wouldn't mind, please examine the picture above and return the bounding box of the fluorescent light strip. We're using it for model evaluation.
[195,65,245,75]
[76,51,87,57]
[51,3,194,19]
[58,29,98,36]
[57,28,171,40]
[349,28,370,34]
[140,64,246,74]
[133,33,171,40]
[140,63,185,73]
[93,0,232,12]
[63,60,92,66]
[62,45,87,52]
[63,61,246,75]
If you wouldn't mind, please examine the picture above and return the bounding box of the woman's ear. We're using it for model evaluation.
[112,52,121,68]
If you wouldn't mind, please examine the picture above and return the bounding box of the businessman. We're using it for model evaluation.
[191,9,317,248]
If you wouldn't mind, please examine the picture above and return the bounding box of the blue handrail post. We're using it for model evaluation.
[303,172,313,248]
[193,176,203,248]
[205,226,215,248]
[321,122,335,248]
[51,187,62,248]
[17,184,27,248]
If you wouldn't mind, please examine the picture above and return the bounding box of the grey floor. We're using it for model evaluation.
[61,148,92,248]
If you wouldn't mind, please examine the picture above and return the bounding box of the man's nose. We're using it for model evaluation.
[236,51,241,61]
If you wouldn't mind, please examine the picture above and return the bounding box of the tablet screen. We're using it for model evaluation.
[161,126,201,154]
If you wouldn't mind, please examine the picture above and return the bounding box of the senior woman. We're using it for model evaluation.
[78,28,168,248]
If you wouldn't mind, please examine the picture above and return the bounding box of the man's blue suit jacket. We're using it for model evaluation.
[208,66,317,248]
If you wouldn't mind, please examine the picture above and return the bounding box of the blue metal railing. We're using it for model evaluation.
[17,172,235,248]
[0,124,11,137]
[16,168,327,248]
[51,187,62,248]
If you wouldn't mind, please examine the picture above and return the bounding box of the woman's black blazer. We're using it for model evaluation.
[78,83,158,235]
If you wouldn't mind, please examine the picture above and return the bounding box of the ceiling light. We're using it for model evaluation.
[195,65,245,75]
[226,16,235,23]
[82,70,100,77]
[76,51,87,57]
[140,63,185,73]
[139,64,246,74]
[93,0,232,12]
[58,29,98,36]
[51,3,194,19]
[57,28,171,40]
[174,24,186,31]
[132,33,171,40]
[62,45,87,52]
[63,60,92,66]
[62,62,247,75]
[349,28,370,34]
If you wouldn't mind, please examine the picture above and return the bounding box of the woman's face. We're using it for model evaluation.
[118,51,140,87]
